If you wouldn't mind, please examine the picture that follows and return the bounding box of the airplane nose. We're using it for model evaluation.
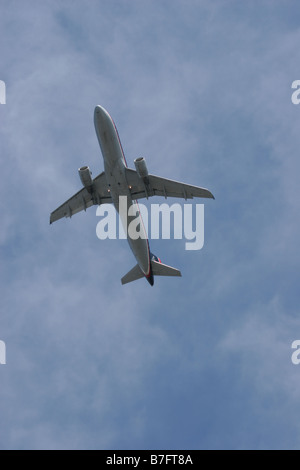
[94,105,113,141]
[94,105,103,117]
[94,105,112,126]
[94,105,106,128]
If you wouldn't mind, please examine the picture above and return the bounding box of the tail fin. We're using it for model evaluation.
[151,260,182,278]
[121,260,181,285]
[121,264,144,285]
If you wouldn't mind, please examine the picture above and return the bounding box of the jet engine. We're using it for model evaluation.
[78,166,93,189]
[134,157,148,180]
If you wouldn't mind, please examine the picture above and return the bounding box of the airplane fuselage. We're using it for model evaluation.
[94,105,153,285]
[50,105,214,285]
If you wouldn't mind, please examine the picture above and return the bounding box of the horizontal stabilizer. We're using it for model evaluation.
[151,260,182,277]
[121,264,144,285]
[121,260,182,285]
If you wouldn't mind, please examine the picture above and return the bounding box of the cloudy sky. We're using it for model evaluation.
[1,0,300,450]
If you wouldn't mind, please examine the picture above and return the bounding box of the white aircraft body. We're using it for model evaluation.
[50,105,214,286]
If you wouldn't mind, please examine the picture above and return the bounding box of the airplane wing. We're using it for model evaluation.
[125,168,215,201]
[50,171,112,224]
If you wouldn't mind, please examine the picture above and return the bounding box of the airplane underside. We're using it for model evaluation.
[50,105,214,286]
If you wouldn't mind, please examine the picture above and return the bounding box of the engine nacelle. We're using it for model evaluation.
[134,157,149,180]
[78,166,93,188]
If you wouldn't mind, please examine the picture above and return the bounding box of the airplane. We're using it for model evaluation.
[50,105,214,286]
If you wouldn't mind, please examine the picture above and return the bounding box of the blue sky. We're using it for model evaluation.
[1,0,300,450]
